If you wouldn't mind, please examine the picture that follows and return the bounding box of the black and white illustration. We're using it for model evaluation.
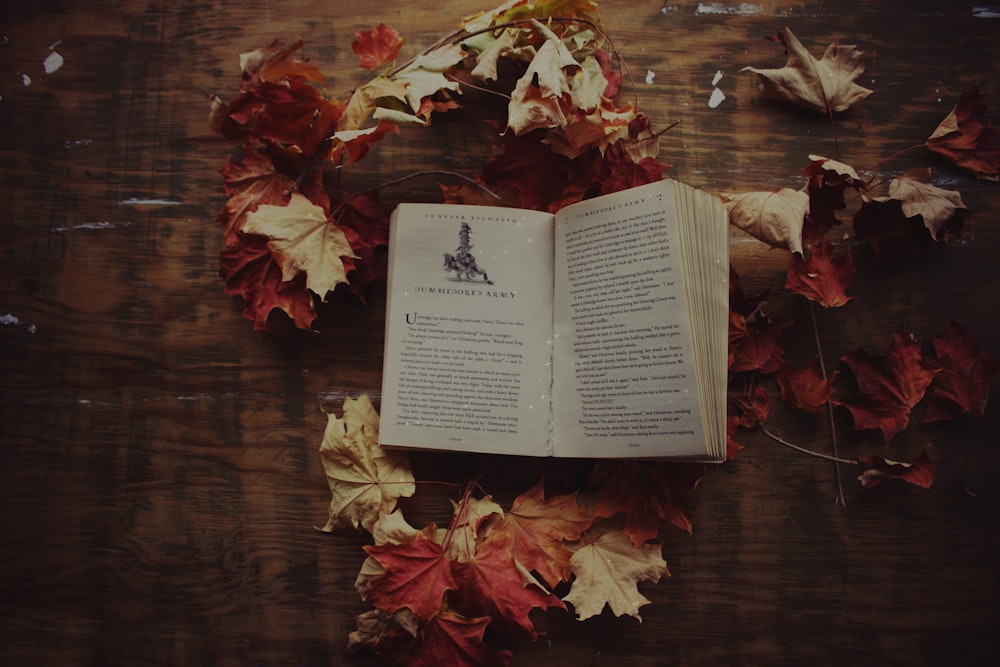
[443,222,493,284]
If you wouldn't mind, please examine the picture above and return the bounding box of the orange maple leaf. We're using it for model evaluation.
[352,23,405,70]
[490,480,592,587]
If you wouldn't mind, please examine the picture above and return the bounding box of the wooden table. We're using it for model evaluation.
[2,1,998,665]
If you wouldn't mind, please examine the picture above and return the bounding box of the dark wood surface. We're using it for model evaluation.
[2,1,999,665]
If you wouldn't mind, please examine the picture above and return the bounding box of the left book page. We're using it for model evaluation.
[379,203,556,456]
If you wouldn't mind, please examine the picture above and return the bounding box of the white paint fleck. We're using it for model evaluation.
[118,198,181,206]
[712,69,724,87]
[696,2,762,15]
[708,87,726,108]
[21,73,31,86]
[51,221,133,232]
[645,69,655,85]
[43,50,64,74]
[972,6,1000,17]
[64,139,94,149]
[1,313,38,333]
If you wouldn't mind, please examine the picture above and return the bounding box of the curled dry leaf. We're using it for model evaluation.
[926,85,1000,181]
[887,168,970,241]
[742,27,873,114]
[785,240,854,308]
[318,395,415,533]
[858,448,935,489]
[723,188,809,255]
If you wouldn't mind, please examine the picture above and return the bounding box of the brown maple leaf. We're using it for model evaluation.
[837,330,940,443]
[742,27,873,114]
[589,461,707,544]
[776,358,838,414]
[858,448,935,489]
[802,155,867,240]
[922,320,1000,423]
[723,188,809,255]
[450,524,565,640]
[926,86,1000,181]
[352,23,404,70]
[785,240,853,308]
[887,168,969,241]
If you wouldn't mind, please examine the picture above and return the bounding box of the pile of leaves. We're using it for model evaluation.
[209,1,1000,665]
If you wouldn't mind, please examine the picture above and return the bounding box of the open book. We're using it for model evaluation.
[379,179,729,461]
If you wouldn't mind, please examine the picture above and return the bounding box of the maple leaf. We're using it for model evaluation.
[443,493,504,564]
[401,611,512,667]
[926,86,1000,181]
[365,533,457,621]
[562,526,669,622]
[216,150,295,244]
[352,23,404,70]
[329,120,400,168]
[723,188,809,255]
[249,79,345,157]
[347,608,418,656]
[837,330,940,443]
[776,359,838,414]
[330,191,390,301]
[243,39,326,85]
[589,461,706,545]
[802,154,866,240]
[735,381,771,428]
[450,524,565,639]
[858,448,935,489]
[887,168,969,241]
[726,415,744,460]
[394,42,466,113]
[489,480,592,586]
[742,27,873,114]
[852,197,938,262]
[785,240,853,308]
[318,395,415,533]
[922,320,1000,423]
[218,232,317,331]
[730,316,789,374]
[241,192,359,301]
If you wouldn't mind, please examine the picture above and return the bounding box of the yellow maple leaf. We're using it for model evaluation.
[241,192,358,301]
[318,395,415,533]
[562,526,669,621]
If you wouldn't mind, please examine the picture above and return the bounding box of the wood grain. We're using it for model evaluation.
[1,1,999,665]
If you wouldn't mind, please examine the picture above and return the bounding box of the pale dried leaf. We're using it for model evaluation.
[723,188,809,255]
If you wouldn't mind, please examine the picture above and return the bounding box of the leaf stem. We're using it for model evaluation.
[362,169,501,199]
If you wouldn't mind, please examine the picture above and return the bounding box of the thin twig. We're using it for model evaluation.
[809,301,846,506]
[361,169,501,199]
[759,423,858,466]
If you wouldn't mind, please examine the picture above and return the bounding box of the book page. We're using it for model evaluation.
[551,180,708,458]
[380,203,555,456]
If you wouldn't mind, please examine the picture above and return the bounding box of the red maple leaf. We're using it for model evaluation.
[589,461,707,545]
[352,23,405,70]
[726,415,744,460]
[481,130,572,211]
[801,155,866,240]
[776,358,838,414]
[734,381,771,428]
[257,38,326,84]
[858,448,935,489]
[922,320,1000,423]
[785,240,853,308]
[331,191,390,300]
[364,534,457,621]
[392,612,512,667]
[730,317,789,374]
[250,79,344,156]
[852,197,938,262]
[926,86,1000,181]
[837,330,940,443]
[450,524,565,639]
[489,480,592,587]
[218,232,316,331]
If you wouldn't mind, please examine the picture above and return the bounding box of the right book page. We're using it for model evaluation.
[550,179,729,461]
